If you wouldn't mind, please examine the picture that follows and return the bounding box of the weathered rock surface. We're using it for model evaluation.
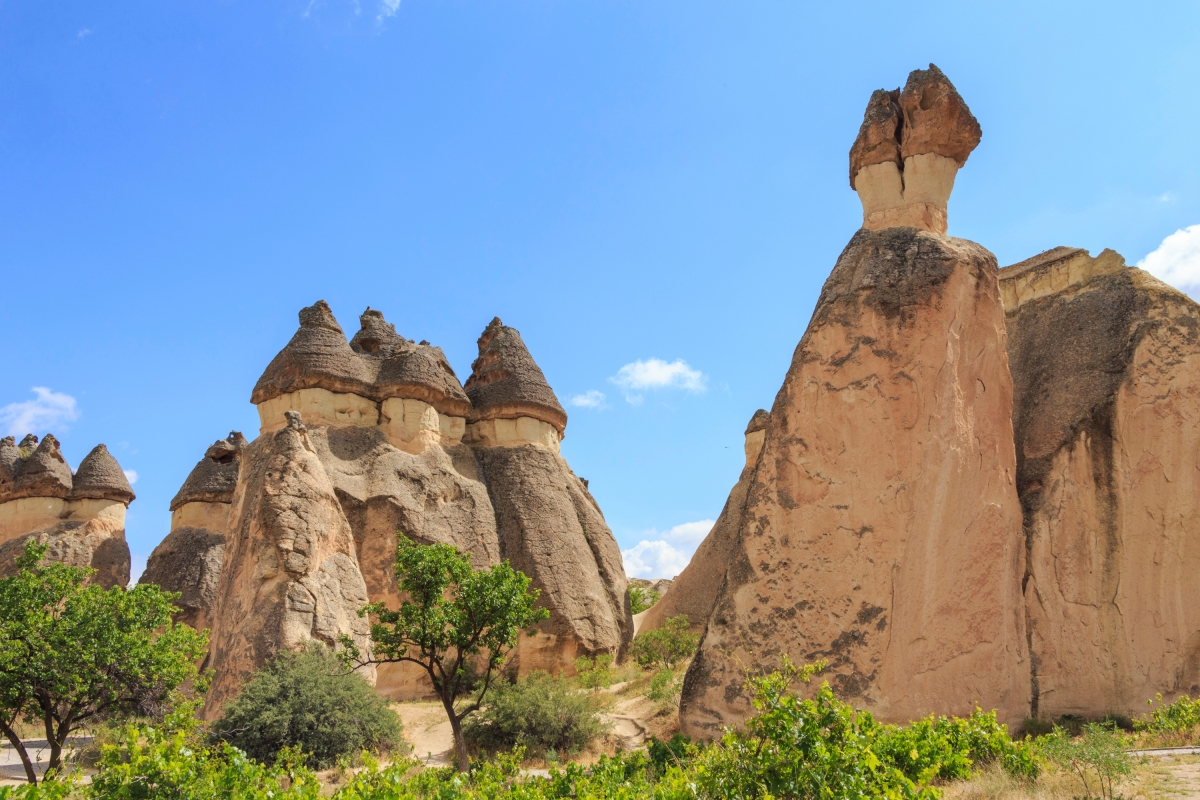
[202,412,374,718]
[0,437,134,588]
[680,224,1029,737]
[1002,247,1200,718]
[850,64,980,234]
[640,410,770,634]
[140,433,246,633]
[147,304,631,709]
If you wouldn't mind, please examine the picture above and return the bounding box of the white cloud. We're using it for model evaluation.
[77,28,92,39]
[1138,224,1200,291]
[123,470,139,485]
[569,390,607,409]
[377,0,400,21]
[665,519,714,545]
[609,358,707,404]
[621,540,693,580]
[620,519,715,579]
[1,387,80,437]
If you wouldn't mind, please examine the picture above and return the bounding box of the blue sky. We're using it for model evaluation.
[3,1,1200,581]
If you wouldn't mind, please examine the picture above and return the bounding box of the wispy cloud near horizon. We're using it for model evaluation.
[620,519,715,579]
[1,387,80,438]
[569,390,607,409]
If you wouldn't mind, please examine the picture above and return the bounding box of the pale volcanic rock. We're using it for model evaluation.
[202,412,374,718]
[140,433,246,632]
[465,318,632,671]
[640,410,770,634]
[680,226,1029,737]
[850,65,980,235]
[1002,248,1200,718]
[0,436,134,589]
[464,317,568,435]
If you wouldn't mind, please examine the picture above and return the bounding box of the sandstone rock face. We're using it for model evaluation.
[1002,247,1200,718]
[850,65,981,235]
[640,410,770,634]
[0,437,133,588]
[140,432,246,633]
[148,304,631,709]
[202,413,375,717]
[680,226,1029,737]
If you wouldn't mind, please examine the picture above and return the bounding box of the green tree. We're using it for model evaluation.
[0,541,208,784]
[213,643,403,768]
[629,614,699,669]
[341,534,548,772]
[627,585,660,615]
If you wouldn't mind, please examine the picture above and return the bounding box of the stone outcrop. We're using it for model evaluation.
[140,432,246,634]
[145,304,631,713]
[850,64,981,235]
[640,410,770,634]
[680,69,1028,737]
[1002,247,1200,718]
[0,437,134,588]
[201,412,375,717]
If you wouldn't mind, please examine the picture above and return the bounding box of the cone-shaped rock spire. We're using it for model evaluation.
[251,300,374,405]
[170,432,247,510]
[464,317,567,433]
[71,444,135,505]
[0,437,18,496]
[7,434,73,501]
[353,309,472,417]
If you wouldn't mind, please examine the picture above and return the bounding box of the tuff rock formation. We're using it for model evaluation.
[849,64,981,235]
[0,437,134,588]
[640,410,770,634]
[140,432,246,634]
[680,66,1029,737]
[1001,247,1200,719]
[144,305,631,714]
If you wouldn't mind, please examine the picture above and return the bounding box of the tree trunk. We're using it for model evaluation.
[441,696,470,772]
[0,721,38,785]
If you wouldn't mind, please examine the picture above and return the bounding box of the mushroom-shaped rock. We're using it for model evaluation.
[850,64,980,235]
[170,432,247,510]
[71,444,135,505]
[11,434,73,501]
[464,318,567,434]
[251,300,375,405]
[353,309,472,418]
[0,437,18,496]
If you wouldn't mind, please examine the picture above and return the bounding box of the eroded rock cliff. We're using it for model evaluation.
[1002,247,1200,718]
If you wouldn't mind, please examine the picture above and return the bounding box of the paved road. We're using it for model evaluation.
[0,737,91,783]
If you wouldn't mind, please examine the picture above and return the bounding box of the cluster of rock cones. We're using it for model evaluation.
[2,63,1197,734]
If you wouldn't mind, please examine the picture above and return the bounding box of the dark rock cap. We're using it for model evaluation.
[170,432,247,511]
[352,309,472,417]
[464,317,568,433]
[71,444,136,505]
[9,434,73,501]
[251,300,375,405]
[745,409,771,435]
[849,64,981,188]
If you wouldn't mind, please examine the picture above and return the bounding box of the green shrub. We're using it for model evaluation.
[574,653,615,690]
[1040,722,1132,800]
[629,615,699,669]
[212,644,403,769]
[873,708,1040,782]
[628,585,661,614]
[647,667,683,709]
[462,671,609,756]
[1136,692,1200,737]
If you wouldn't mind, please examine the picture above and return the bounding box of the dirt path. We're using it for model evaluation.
[393,703,454,767]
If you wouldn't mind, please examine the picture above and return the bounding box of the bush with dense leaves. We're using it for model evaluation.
[462,671,608,756]
[629,615,698,669]
[212,644,403,769]
[1136,692,1200,738]
[628,586,661,615]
